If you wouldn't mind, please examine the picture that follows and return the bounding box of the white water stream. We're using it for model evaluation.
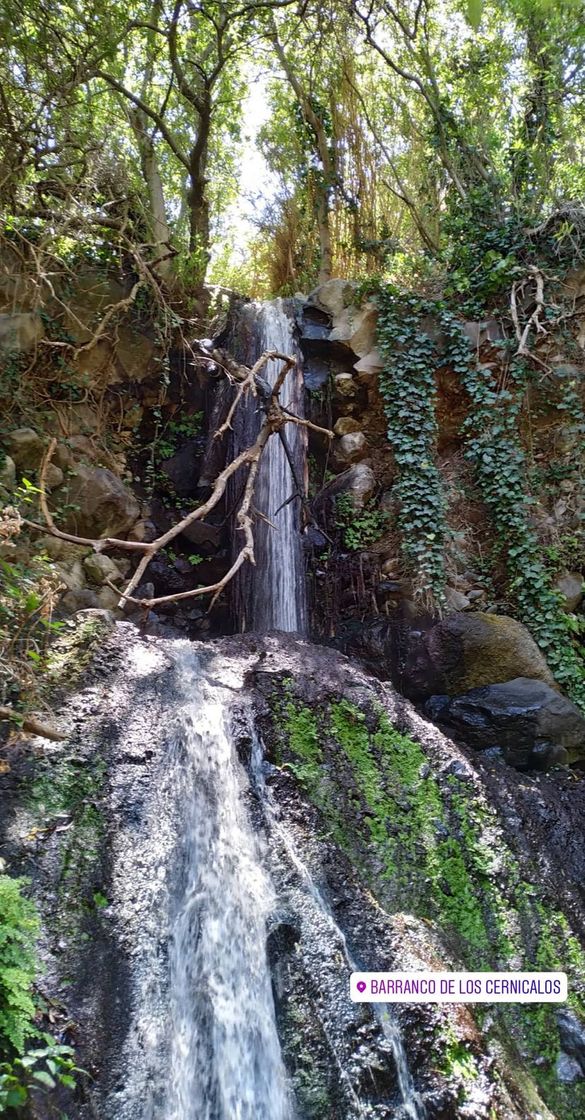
[164,652,292,1120]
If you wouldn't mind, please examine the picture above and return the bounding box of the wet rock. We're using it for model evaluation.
[556,1009,585,1078]
[554,572,584,612]
[402,611,556,700]
[60,463,140,538]
[426,677,585,768]
[4,427,44,470]
[180,520,221,551]
[0,311,44,352]
[160,437,206,499]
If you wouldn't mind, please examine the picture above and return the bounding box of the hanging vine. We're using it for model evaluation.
[440,311,585,710]
[375,285,447,607]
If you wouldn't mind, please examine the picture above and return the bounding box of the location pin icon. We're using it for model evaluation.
[357,980,366,993]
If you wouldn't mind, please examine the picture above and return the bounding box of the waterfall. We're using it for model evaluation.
[164,652,291,1120]
[228,298,308,634]
[108,642,291,1120]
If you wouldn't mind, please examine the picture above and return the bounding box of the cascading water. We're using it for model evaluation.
[165,653,291,1120]
[228,298,308,633]
[108,642,291,1120]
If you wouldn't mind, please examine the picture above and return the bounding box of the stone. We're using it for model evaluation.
[332,432,368,467]
[425,677,585,769]
[444,586,471,612]
[306,279,357,319]
[0,311,44,353]
[0,454,16,492]
[402,611,556,700]
[161,438,206,499]
[354,348,384,385]
[5,428,44,470]
[349,305,377,358]
[180,520,221,550]
[312,463,376,515]
[60,589,102,613]
[44,464,64,491]
[60,463,140,538]
[333,372,357,399]
[97,587,123,612]
[83,553,124,586]
[55,559,87,593]
[114,327,156,382]
[333,416,362,436]
[127,519,157,543]
[556,1010,585,1077]
[554,572,583,612]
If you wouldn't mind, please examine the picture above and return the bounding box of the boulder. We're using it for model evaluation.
[334,416,362,436]
[354,348,384,385]
[160,438,206,498]
[127,519,157,543]
[0,312,44,353]
[83,553,124,586]
[425,677,585,769]
[554,572,584,612]
[306,279,357,319]
[0,454,15,493]
[55,559,86,592]
[444,586,471,612]
[313,463,376,514]
[332,432,368,467]
[349,304,377,358]
[402,611,556,700]
[5,428,44,470]
[60,463,140,538]
[44,464,64,491]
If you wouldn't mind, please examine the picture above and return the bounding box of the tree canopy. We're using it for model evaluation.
[1,0,584,297]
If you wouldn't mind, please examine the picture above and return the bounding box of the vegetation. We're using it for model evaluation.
[272,684,585,1118]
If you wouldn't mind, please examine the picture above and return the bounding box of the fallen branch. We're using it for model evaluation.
[0,706,67,742]
[35,352,333,612]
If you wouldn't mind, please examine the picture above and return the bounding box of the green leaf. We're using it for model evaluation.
[465,0,483,31]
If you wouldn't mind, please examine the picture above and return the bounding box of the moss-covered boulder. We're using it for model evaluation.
[403,611,556,700]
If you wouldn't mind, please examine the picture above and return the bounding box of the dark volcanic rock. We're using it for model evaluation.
[426,676,585,769]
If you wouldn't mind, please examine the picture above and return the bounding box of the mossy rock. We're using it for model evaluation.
[404,611,556,699]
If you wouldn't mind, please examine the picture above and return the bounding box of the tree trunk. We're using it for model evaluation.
[316,189,333,284]
[187,102,211,286]
[129,108,174,281]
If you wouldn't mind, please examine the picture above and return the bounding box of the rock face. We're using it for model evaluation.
[3,627,585,1120]
[403,611,556,700]
[426,677,585,769]
[4,427,44,470]
[61,463,140,538]
[0,311,44,352]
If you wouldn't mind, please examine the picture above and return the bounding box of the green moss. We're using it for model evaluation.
[45,614,112,691]
[273,686,585,1119]
[26,752,107,936]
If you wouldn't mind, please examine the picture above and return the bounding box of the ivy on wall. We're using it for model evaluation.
[373,282,584,710]
[440,312,585,710]
[375,285,447,606]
